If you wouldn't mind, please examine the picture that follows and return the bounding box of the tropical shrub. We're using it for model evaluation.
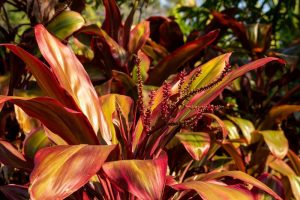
[0,0,298,200]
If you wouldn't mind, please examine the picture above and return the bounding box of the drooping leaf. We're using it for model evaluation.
[174,181,254,200]
[222,143,246,172]
[35,24,101,135]
[227,116,255,144]
[145,30,219,86]
[1,44,79,110]
[288,150,300,176]
[128,21,150,55]
[201,171,282,200]
[268,156,300,200]
[47,11,85,40]
[102,152,168,200]
[259,105,300,130]
[98,94,133,144]
[0,140,32,170]
[0,96,98,145]
[30,144,116,200]
[259,130,288,159]
[176,132,210,161]
[23,128,53,160]
[14,105,39,134]
[0,185,29,200]
[252,173,285,200]
[224,120,240,146]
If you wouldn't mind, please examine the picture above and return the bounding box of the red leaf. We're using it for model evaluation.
[102,0,122,41]
[145,30,219,86]
[0,96,99,145]
[30,144,116,200]
[102,152,168,199]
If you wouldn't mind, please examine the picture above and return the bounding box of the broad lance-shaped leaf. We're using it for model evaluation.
[99,94,133,144]
[172,181,254,200]
[35,24,101,137]
[176,132,210,161]
[1,44,79,110]
[227,116,255,144]
[0,140,32,170]
[47,11,85,40]
[268,155,300,200]
[102,152,167,200]
[30,144,116,200]
[128,21,150,56]
[201,171,282,200]
[0,96,99,145]
[0,185,29,200]
[181,57,283,121]
[259,130,288,159]
[145,30,219,86]
[259,105,300,130]
[102,0,122,41]
[288,150,300,176]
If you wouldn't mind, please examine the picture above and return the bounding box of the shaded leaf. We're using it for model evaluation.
[128,21,150,55]
[102,0,122,41]
[259,105,300,130]
[287,150,300,176]
[222,143,246,172]
[0,96,98,145]
[47,11,85,40]
[0,185,29,200]
[102,152,168,200]
[0,140,32,170]
[30,144,116,200]
[23,128,53,160]
[35,24,101,135]
[259,130,288,159]
[145,30,219,86]
[176,132,210,161]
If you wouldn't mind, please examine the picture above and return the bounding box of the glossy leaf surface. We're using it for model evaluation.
[30,144,116,200]
[103,152,167,200]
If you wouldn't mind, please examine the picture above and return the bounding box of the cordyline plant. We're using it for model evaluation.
[0,23,286,199]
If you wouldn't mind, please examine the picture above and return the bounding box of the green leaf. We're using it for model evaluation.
[259,130,288,159]
[47,11,85,40]
[23,128,52,160]
[30,144,116,200]
[102,152,167,200]
[176,132,210,161]
[224,120,240,146]
[35,24,101,137]
[227,116,255,144]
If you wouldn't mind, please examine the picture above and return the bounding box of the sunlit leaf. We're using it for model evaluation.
[224,120,240,146]
[102,152,167,200]
[222,143,246,172]
[0,96,98,145]
[227,116,255,144]
[47,11,85,40]
[288,150,300,176]
[1,44,79,110]
[176,132,210,161]
[201,171,282,200]
[0,140,32,170]
[14,105,39,134]
[128,21,150,55]
[175,181,254,200]
[99,94,133,144]
[146,30,219,86]
[259,130,288,159]
[35,24,101,135]
[268,156,300,200]
[30,144,116,200]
